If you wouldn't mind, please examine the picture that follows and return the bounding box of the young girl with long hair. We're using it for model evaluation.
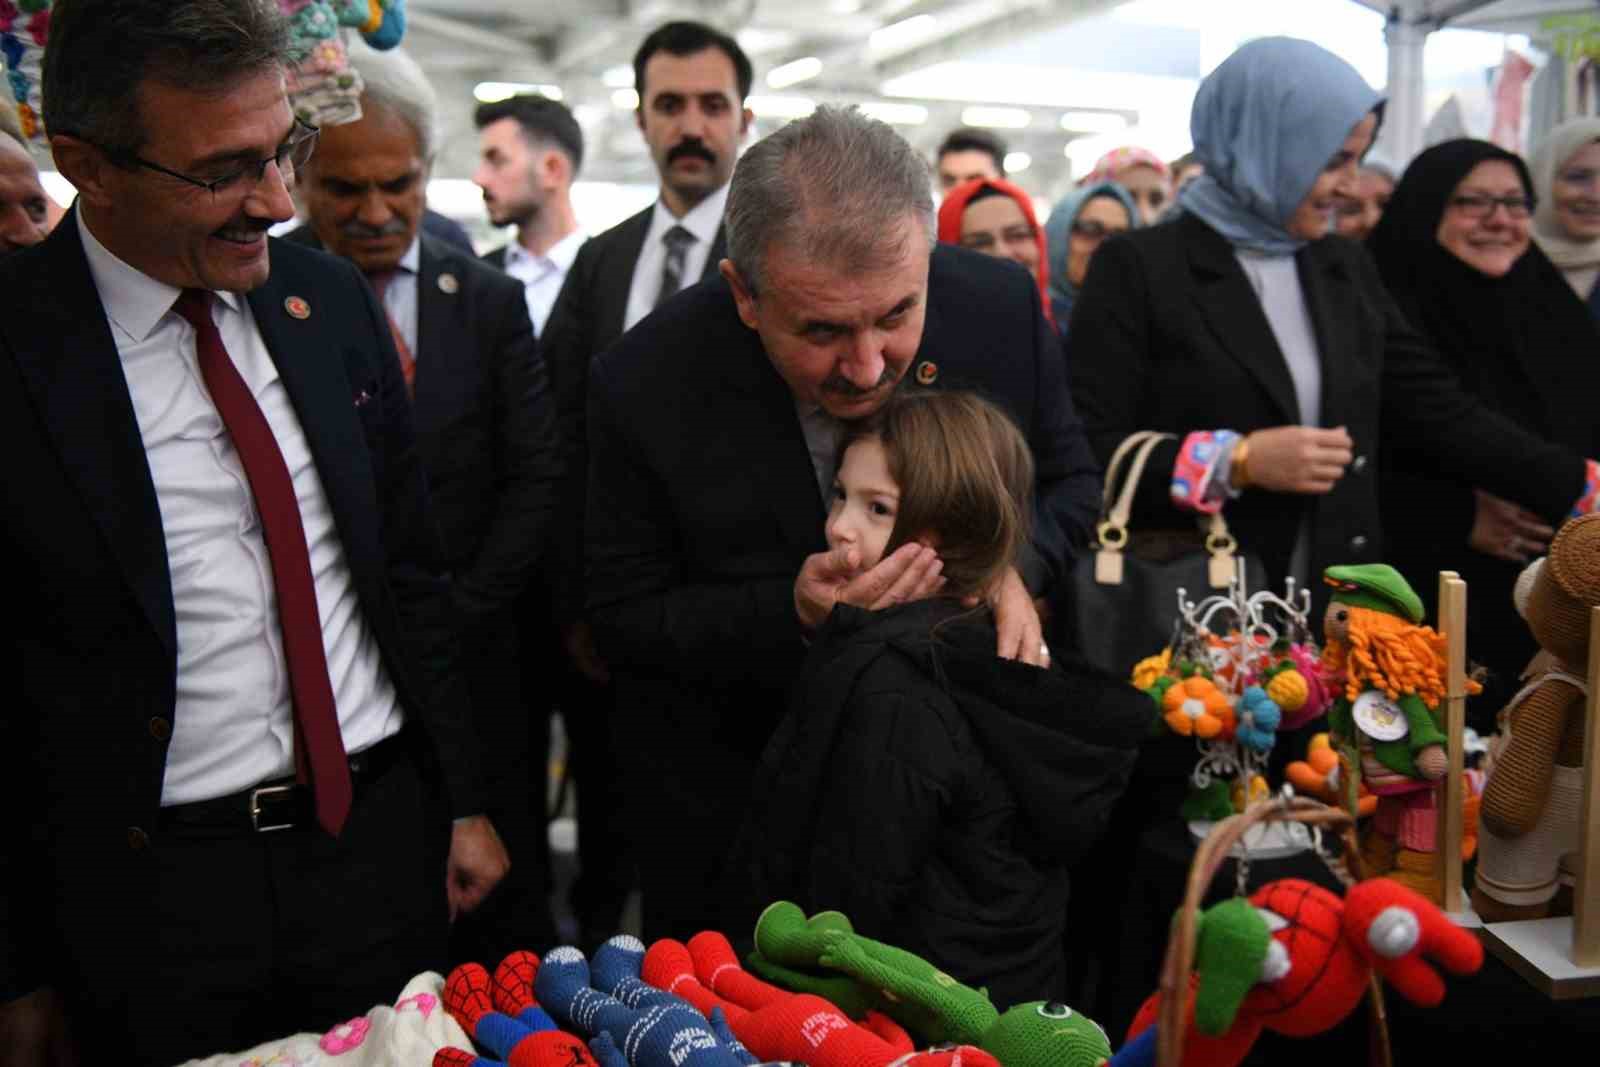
[742,390,1149,1009]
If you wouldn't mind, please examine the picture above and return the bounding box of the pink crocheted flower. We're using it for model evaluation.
[0,2,18,33]
[24,7,45,43]
[318,1017,372,1055]
[394,991,437,1019]
[307,38,345,74]
[1279,642,1333,731]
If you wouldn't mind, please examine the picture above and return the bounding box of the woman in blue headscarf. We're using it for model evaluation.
[1043,181,1137,337]
[1061,36,1592,607]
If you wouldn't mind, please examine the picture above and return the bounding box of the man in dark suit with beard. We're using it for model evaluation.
[287,43,561,968]
[0,3,508,1061]
[586,105,1102,939]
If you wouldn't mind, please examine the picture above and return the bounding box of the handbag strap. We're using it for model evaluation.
[1094,431,1241,590]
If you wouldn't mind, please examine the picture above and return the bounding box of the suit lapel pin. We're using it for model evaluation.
[284,295,311,320]
[915,361,938,385]
[438,273,459,294]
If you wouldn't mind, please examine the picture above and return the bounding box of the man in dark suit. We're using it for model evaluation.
[534,20,755,944]
[0,3,505,1062]
[586,105,1102,939]
[290,44,562,967]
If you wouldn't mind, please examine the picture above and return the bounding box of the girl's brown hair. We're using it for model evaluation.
[839,390,1033,601]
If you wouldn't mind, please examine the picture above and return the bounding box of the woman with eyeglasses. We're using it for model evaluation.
[1367,139,1600,723]
[1065,39,1596,620]
[937,176,1053,324]
[1529,118,1600,323]
[1042,180,1137,338]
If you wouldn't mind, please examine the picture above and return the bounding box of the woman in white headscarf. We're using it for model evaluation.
[1528,117,1600,319]
[1063,36,1593,608]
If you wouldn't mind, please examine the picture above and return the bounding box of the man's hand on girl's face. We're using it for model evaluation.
[794,542,945,631]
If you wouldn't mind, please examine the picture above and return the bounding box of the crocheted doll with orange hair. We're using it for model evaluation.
[1321,564,1477,899]
[1472,515,1600,922]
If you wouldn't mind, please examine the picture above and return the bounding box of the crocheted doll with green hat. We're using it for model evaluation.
[752,901,1117,1067]
[1320,563,1471,899]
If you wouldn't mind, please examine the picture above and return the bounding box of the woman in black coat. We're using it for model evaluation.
[1058,35,1594,1031]
[1369,140,1600,723]
[1064,38,1588,610]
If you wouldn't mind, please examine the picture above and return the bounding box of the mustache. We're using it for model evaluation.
[338,217,411,239]
[821,366,899,398]
[214,214,273,237]
[668,139,716,165]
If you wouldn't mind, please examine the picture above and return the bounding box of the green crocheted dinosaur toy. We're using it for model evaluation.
[751,901,1114,1067]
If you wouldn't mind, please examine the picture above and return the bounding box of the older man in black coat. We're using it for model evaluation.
[585,105,1101,940]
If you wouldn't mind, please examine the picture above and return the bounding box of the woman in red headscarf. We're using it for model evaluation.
[937,176,1053,324]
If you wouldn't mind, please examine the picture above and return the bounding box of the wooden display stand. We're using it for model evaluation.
[1480,605,1600,999]
[1435,571,1476,923]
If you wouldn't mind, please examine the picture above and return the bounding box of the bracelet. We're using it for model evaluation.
[1232,435,1253,491]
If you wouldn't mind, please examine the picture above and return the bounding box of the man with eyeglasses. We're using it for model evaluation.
[0,2,506,1062]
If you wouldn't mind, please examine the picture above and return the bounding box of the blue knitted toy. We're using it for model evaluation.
[535,946,747,1067]
[592,935,759,1066]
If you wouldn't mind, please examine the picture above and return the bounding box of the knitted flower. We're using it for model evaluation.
[1130,647,1172,690]
[1280,642,1332,730]
[0,3,18,32]
[1162,675,1233,739]
[1234,685,1282,752]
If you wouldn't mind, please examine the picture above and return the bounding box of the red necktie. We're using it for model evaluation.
[172,289,353,836]
[366,271,416,395]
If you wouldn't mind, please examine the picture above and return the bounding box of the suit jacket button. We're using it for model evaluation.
[149,717,171,742]
[1349,534,1370,552]
[127,827,150,851]
[1351,454,1368,474]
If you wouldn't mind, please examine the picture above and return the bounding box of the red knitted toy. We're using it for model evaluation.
[444,961,600,1067]
[642,934,996,1067]
[1127,878,1482,1067]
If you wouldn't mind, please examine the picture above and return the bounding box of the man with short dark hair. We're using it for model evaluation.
[935,126,1007,191]
[587,106,1100,939]
[0,2,506,1060]
[535,18,754,947]
[289,45,562,970]
[474,94,585,335]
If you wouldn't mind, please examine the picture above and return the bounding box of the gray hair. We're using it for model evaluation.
[726,105,935,294]
[345,40,438,161]
[42,0,289,159]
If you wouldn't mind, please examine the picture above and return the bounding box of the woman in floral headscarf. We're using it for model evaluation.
[1081,146,1169,223]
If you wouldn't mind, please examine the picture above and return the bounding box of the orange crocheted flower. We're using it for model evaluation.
[1162,675,1234,739]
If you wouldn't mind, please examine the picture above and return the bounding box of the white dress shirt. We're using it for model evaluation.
[623,182,731,332]
[79,218,404,806]
[375,236,422,355]
[505,228,586,335]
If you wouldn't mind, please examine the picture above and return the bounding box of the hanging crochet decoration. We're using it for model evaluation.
[1,0,50,148]
[1129,566,1332,854]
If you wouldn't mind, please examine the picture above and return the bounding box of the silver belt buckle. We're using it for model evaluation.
[249,784,298,833]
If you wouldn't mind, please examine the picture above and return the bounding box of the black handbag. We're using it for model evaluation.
[1067,431,1256,676]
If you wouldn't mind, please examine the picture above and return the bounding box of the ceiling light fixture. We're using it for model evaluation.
[859,101,929,126]
[1059,111,1131,134]
[747,95,818,119]
[474,82,563,104]
[767,56,823,89]
[870,14,937,52]
[961,106,1031,130]
[1004,152,1032,174]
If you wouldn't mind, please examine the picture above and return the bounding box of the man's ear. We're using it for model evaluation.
[720,258,760,331]
[740,106,753,139]
[49,135,113,208]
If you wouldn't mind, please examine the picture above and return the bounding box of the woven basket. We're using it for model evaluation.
[1154,796,1393,1067]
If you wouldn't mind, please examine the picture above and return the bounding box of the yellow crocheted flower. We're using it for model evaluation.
[1131,648,1172,690]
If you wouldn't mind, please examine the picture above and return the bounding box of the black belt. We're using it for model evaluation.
[159,731,413,834]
